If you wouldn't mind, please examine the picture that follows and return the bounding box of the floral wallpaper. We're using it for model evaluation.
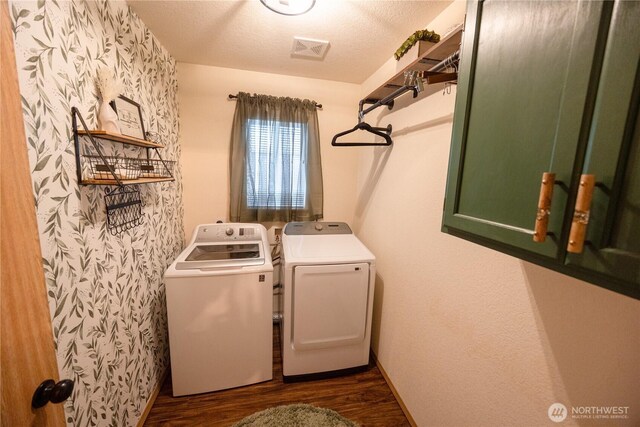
[10,0,183,425]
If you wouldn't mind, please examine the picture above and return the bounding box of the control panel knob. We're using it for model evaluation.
[225,227,234,236]
[314,223,323,231]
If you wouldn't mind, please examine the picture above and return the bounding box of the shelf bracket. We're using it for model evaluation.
[150,147,174,180]
[72,107,124,187]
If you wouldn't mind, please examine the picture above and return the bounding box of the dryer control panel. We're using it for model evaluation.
[284,222,352,235]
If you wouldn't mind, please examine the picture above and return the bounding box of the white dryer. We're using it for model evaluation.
[164,223,273,396]
[281,222,375,380]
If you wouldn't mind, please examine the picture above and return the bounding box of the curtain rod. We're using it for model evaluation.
[228,94,322,109]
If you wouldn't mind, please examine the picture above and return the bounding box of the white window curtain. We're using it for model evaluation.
[229,92,323,222]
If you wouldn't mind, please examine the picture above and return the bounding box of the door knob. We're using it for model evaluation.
[32,379,74,408]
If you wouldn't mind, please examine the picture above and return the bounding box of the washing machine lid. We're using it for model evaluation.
[185,243,260,261]
[175,241,265,270]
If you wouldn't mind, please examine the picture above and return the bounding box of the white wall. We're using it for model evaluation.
[355,1,640,426]
[178,63,362,240]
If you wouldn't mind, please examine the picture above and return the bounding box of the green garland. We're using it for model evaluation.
[394,29,441,60]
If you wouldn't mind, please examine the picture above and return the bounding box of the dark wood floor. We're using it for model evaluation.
[145,325,409,426]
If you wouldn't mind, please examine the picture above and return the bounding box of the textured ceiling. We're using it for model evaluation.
[127,0,452,84]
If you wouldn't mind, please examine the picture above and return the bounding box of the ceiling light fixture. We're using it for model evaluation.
[260,0,316,16]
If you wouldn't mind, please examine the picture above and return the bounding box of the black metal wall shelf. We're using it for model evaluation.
[72,107,174,186]
[71,106,174,235]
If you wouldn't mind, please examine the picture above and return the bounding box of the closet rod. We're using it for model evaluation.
[428,50,460,74]
[360,84,416,118]
[227,94,322,109]
[357,51,460,119]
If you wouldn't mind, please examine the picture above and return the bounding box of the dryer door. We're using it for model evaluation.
[292,263,369,350]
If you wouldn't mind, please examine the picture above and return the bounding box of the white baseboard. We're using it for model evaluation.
[137,368,169,427]
[371,351,417,427]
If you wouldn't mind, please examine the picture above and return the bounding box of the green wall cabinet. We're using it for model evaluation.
[443,0,640,299]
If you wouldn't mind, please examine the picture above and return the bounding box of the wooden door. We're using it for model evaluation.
[443,0,609,258]
[1,1,66,425]
[565,0,640,296]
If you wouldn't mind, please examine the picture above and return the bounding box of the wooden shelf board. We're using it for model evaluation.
[78,130,165,148]
[366,24,464,102]
[81,177,174,186]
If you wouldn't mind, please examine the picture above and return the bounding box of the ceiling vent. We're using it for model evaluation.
[291,37,330,59]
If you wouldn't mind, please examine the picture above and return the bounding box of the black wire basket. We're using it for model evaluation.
[104,186,144,235]
[82,155,175,181]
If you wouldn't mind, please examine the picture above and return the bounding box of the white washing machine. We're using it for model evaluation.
[164,223,273,396]
[281,222,375,380]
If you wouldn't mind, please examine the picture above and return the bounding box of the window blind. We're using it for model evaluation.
[245,118,307,209]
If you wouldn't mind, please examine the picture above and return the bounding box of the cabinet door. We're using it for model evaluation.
[566,1,640,295]
[444,0,609,258]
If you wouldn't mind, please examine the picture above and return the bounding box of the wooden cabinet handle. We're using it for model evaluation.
[533,172,555,243]
[567,174,595,254]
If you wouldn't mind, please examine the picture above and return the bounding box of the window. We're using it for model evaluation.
[245,118,307,209]
[229,92,322,222]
